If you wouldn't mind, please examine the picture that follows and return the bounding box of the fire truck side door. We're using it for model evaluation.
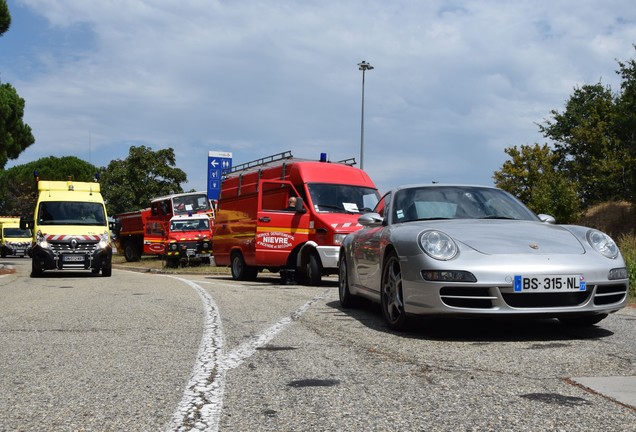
[255,180,309,267]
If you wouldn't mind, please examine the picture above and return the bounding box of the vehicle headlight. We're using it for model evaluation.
[98,232,110,249]
[586,229,619,259]
[36,231,49,249]
[170,243,178,251]
[334,234,347,245]
[419,230,457,260]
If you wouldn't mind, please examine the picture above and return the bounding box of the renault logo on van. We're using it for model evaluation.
[70,238,78,250]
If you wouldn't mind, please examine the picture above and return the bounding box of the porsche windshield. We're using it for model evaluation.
[37,202,107,226]
[392,186,538,222]
[307,184,379,214]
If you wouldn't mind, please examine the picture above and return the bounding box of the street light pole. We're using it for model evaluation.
[358,60,373,170]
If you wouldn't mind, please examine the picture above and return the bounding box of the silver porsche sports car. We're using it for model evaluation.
[338,184,629,330]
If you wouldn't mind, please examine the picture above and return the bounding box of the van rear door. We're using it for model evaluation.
[255,180,310,267]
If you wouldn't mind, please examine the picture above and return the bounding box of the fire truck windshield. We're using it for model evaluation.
[172,193,212,215]
[307,183,379,214]
[37,202,107,226]
[170,218,210,232]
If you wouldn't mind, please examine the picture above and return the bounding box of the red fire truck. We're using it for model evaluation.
[114,191,214,266]
[212,151,380,285]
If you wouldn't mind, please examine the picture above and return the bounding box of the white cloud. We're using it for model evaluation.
[2,0,635,194]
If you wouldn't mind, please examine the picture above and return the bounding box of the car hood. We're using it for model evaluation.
[430,220,586,255]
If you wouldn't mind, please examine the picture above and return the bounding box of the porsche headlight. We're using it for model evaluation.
[587,229,619,259]
[419,230,457,260]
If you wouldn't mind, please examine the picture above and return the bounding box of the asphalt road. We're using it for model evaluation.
[1,258,635,431]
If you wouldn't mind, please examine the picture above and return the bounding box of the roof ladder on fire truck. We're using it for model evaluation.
[232,151,294,196]
[230,150,294,174]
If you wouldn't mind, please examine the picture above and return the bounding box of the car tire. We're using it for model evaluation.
[338,253,356,308]
[102,266,112,277]
[558,314,608,327]
[231,252,258,281]
[381,251,408,331]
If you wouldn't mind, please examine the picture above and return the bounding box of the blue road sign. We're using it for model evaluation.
[207,151,232,200]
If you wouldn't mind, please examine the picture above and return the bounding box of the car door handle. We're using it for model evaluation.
[258,217,271,222]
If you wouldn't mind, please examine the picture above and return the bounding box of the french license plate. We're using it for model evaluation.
[63,254,85,262]
[15,249,25,255]
[514,275,585,292]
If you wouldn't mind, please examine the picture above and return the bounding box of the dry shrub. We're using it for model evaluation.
[577,201,636,238]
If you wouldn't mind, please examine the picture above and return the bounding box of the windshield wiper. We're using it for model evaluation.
[479,216,517,220]
[316,204,355,214]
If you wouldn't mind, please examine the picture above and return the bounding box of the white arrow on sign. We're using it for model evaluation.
[210,159,219,168]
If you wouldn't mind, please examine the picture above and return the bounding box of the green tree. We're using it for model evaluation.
[99,145,187,215]
[0,81,35,169]
[0,156,99,216]
[493,144,580,223]
[538,83,630,206]
[0,0,10,36]
[615,52,636,200]
[1,1,34,168]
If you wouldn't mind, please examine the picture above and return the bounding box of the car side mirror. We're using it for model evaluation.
[358,212,384,227]
[538,214,556,224]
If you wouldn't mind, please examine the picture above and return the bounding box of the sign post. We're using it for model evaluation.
[207,151,232,201]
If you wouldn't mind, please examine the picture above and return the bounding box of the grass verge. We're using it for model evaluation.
[112,253,230,275]
[618,234,636,304]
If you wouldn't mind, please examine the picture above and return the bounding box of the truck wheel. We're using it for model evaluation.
[231,252,258,281]
[1,250,6,258]
[31,259,43,278]
[124,242,140,262]
[102,266,112,277]
[166,257,179,268]
[305,253,322,286]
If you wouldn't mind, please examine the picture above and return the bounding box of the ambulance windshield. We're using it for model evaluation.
[307,183,379,214]
[3,227,32,238]
[37,202,107,226]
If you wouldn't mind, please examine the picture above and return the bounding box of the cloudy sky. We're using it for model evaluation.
[1,0,635,194]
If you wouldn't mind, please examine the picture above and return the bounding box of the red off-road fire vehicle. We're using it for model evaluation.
[114,191,214,267]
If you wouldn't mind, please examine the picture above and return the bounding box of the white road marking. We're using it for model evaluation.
[166,275,329,432]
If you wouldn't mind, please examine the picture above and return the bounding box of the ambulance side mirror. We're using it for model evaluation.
[20,216,34,230]
[109,220,121,233]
